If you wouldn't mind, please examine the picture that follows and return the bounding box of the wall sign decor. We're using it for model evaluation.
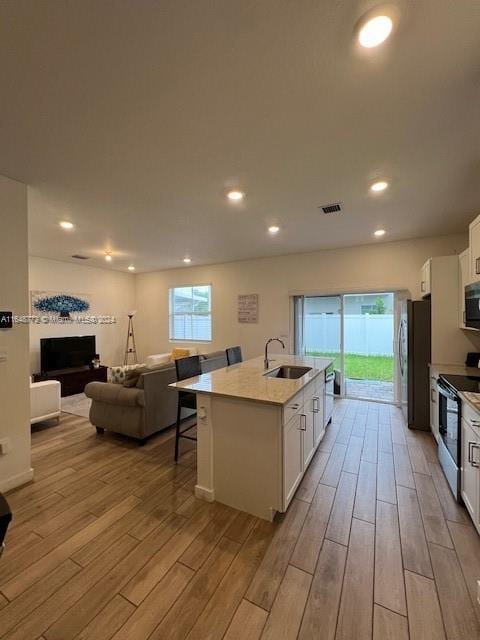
[31,290,91,319]
[238,294,259,323]
[0,311,13,329]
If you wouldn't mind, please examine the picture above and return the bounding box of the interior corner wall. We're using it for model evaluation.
[0,175,32,493]
[28,257,136,373]
[134,233,469,363]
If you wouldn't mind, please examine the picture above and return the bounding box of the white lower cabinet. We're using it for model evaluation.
[461,416,480,533]
[314,378,325,447]
[283,412,304,507]
[302,406,315,467]
[283,378,326,510]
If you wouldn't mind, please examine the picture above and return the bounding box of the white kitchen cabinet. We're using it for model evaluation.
[313,393,325,448]
[469,214,480,283]
[430,374,439,442]
[302,402,316,467]
[284,412,304,507]
[420,259,431,297]
[461,416,480,533]
[459,249,469,328]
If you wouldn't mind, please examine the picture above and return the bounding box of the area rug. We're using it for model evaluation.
[61,392,91,418]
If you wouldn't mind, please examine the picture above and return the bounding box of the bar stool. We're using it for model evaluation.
[226,346,243,365]
[174,355,201,462]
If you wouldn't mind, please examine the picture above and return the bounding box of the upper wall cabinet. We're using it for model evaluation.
[420,259,431,297]
[459,249,469,329]
[469,214,480,283]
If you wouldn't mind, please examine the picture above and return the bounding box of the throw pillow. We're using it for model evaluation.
[110,364,144,385]
[171,348,190,361]
[124,367,144,388]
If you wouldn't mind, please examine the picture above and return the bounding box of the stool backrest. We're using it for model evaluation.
[175,355,202,381]
[226,346,243,366]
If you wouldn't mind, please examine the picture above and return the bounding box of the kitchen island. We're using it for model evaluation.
[170,355,333,520]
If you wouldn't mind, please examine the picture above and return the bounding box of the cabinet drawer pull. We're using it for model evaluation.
[430,388,436,403]
[470,442,480,468]
[288,403,300,410]
[312,396,320,413]
[476,258,480,275]
[299,414,307,431]
[470,419,480,427]
[421,281,425,292]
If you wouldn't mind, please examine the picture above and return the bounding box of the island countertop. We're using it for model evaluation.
[169,354,333,406]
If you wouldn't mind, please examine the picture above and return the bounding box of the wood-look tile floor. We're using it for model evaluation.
[2,399,480,640]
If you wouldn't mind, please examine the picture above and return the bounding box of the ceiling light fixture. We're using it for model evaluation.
[370,180,389,193]
[227,190,245,202]
[59,220,74,230]
[268,225,280,234]
[105,253,112,262]
[183,257,192,264]
[358,15,393,48]
[128,265,135,271]
[374,229,386,237]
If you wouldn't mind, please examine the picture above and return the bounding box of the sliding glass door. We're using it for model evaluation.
[294,292,396,403]
[343,293,395,402]
[295,295,344,391]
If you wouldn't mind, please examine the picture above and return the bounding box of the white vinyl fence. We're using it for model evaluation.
[304,314,394,357]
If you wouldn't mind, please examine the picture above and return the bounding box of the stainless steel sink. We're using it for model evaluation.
[264,365,312,379]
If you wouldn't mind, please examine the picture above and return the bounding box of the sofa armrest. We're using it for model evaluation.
[85,382,145,407]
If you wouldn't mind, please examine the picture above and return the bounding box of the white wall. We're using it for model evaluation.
[0,175,31,493]
[135,233,469,362]
[29,257,136,373]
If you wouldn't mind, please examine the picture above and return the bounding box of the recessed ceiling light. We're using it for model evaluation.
[183,257,192,264]
[268,225,280,234]
[227,190,245,202]
[370,180,389,193]
[128,265,135,271]
[374,229,386,237]
[59,220,74,230]
[359,15,393,48]
[105,253,112,262]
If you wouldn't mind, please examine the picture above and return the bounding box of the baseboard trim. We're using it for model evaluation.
[0,468,34,494]
[194,484,215,502]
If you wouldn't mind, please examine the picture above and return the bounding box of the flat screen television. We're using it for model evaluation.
[40,335,96,373]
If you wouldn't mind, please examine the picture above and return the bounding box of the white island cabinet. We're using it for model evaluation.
[461,400,480,534]
[170,355,332,521]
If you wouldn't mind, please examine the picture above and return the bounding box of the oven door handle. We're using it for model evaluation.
[437,382,457,402]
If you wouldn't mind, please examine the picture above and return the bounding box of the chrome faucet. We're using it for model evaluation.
[264,337,285,369]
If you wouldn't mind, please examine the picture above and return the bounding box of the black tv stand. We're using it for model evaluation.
[32,365,108,397]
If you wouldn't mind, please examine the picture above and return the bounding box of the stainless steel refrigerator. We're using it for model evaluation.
[398,299,431,430]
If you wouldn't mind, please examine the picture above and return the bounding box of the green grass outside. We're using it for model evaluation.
[306,352,394,382]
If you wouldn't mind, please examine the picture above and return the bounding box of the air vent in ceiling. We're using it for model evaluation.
[319,202,342,214]
[71,254,89,260]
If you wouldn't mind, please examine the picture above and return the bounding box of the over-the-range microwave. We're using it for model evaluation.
[465,282,480,329]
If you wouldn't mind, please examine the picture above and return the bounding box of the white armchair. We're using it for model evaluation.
[30,380,61,425]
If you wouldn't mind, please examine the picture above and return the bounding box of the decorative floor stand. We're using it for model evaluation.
[124,313,138,365]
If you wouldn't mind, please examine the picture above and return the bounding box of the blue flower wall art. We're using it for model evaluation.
[31,291,91,319]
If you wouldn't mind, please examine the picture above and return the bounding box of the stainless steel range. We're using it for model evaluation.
[437,374,480,500]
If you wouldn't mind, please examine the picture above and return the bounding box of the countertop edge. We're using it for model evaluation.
[190,368,323,406]
[168,356,332,406]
